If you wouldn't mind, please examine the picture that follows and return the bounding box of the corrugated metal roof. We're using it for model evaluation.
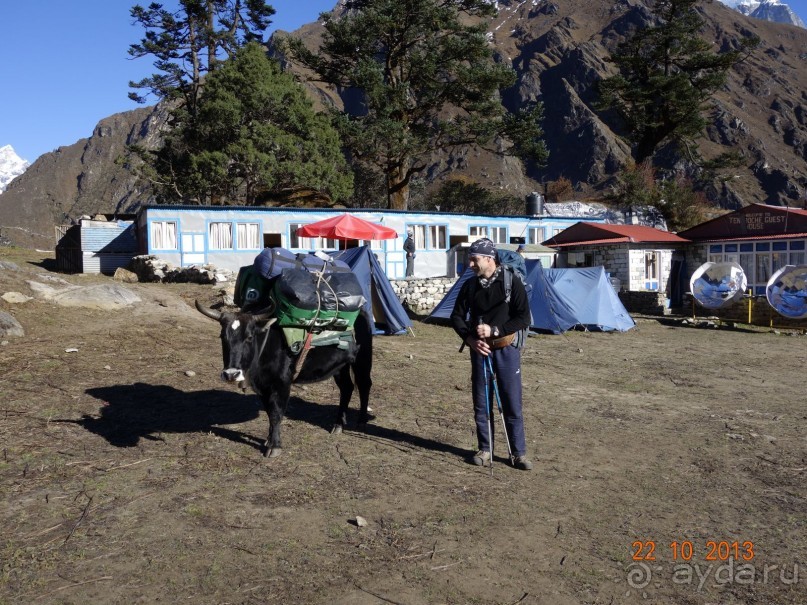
[547,237,640,248]
[138,205,589,221]
[541,221,689,247]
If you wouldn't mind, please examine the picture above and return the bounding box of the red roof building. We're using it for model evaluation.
[678,204,807,295]
[541,221,689,295]
[543,222,690,247]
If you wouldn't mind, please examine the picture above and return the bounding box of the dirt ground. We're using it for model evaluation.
[1,247,805,605]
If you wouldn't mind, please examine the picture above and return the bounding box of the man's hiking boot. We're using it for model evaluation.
[471,450,491,466]
[513,455,533,471]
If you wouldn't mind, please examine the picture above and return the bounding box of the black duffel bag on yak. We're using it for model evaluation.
[234,247,366,350]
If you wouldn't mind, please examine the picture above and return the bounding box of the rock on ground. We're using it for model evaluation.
[0,310,24,337]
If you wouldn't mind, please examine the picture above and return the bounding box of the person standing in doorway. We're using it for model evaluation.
[450,238,533,470]
[404,230,416,277]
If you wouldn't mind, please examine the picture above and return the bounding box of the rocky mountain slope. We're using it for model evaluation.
[0,106,166,248]
[2,0,807,249]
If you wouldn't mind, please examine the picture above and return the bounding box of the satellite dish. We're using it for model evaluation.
[766,265,807,319]
[690,262,747,309]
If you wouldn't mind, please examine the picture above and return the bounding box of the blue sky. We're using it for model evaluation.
[1,0,805,163]
[0,0,337,162]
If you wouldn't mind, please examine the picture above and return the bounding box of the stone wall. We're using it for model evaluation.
[129,255,235,284]
[618,291,669,315]
[390,277,458,314]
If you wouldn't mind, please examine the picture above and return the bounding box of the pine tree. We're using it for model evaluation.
[128,0,274,119]
[598,0,757,164]
[147,43,353,204]
[285,0,547,210]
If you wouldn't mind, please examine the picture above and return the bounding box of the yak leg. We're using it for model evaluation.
[353,361,373,427]
[331,367,354,434]
[262,386,289,457]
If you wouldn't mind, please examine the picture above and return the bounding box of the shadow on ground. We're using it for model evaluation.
[59,383,261,448]
[57,383,469,459]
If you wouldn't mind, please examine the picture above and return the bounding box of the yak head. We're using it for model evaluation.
[195,301,276,387]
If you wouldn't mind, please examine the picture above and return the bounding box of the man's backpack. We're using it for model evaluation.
[494,249,530,302]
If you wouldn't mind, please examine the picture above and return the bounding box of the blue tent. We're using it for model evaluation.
[525,262,579,334]
[542,266,635,332]
[428,261,634,334]
[329,246,412,335]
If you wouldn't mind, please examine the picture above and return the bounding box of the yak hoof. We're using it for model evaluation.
[330,424,343,435]
[263,446,282,458]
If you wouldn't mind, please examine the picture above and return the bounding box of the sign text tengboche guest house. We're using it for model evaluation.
[678,204,807,295]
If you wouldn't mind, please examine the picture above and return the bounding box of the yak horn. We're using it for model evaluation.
[195,300,222,320]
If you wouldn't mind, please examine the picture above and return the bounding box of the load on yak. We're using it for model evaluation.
[196,247,373,457]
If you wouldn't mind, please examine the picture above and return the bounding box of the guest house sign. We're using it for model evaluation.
[679,204,807,241]
[726,211,786,232]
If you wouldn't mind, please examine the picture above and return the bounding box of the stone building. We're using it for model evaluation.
[541,223,689,293]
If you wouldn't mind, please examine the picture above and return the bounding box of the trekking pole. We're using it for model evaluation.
[485,355,514,466]
[477,318,495,471]
[482,353,494,473]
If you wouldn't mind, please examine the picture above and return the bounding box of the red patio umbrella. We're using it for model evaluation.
[296,213,398,242]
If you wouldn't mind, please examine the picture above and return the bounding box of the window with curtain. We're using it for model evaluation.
[469,225,506,244]
[150,221,178,250]
[236,222,260,249]
[469,225,487,239]
[756,254,771,286]
[645,252,658,280]
[411,224,427,250]
[790,240,805,266]
[528,227,545,244]
[488,226,507,244]
[428,225,447,249]
[739,253,755,286]
[209,222,233,250]
[289,223,337,250]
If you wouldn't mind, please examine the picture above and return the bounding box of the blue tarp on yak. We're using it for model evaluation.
[428,261,634,334]
[328,246,412,335]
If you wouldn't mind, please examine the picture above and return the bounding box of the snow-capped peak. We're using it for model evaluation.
[0,145,30,193]
[719,0,806,27]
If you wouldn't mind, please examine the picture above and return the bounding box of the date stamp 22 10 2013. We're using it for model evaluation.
[632,540,755,562]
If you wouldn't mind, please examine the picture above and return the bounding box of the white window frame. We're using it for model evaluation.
[408,223,447,250]
[489,226,507,244]
[209,221,234,250]
[428,225,447,249]
[469,225,487,239]
[644,251,659,281]
[150,220,178,251]
[528,226,545,245]
[469,225,506,245]
[289,223,338,250]
[236,222,261,250]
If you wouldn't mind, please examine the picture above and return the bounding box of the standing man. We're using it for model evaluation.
[450,238,533,470]
[404,230,416,277]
